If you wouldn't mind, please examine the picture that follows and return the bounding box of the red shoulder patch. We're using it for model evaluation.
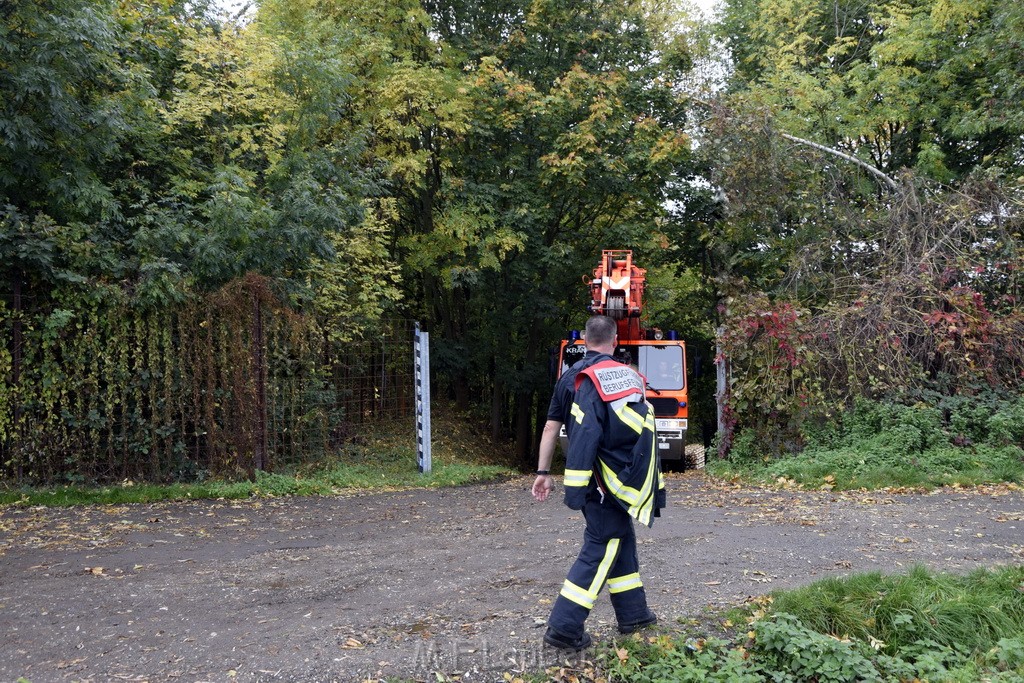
[576,360,645,402]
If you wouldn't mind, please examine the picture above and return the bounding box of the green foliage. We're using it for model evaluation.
[705,0,1024,458]
[0,407,512,506]
[4,0,706,480]
[605,635,765,682]
[718,0,1024,180]
[844,400,945,454]
[769,565,1024,662]
[0,0,692,485]
[0,462,510,507]
[0,0,137,220]
[987,397,1024,448]
[308,198,404,343]
[0,0,410,484]
[754,613,883,682]
[714,396,1024,490]
[0,275,416,485]
[154,10,373,291]
[389,0,699,459]
[600,565,1024,683]
[2,0,383,304]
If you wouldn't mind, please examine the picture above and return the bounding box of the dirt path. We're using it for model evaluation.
[2,473,1023,682]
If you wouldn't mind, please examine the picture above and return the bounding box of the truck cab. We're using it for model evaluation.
[557,335,689,465]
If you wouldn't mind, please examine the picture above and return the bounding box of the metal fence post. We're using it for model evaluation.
[414,322,432,474]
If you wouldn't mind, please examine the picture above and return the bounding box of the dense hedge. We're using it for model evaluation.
[1,275,413,485]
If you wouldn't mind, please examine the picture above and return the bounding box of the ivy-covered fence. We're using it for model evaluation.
[0,275,413,485]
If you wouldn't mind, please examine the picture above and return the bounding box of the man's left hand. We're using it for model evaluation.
[532,475,553,502]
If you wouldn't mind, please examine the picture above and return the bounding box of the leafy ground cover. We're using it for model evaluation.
[709,396,1024,491]
[485,565,1024,683]
[592,565,1024,683]
[0,407,515,507]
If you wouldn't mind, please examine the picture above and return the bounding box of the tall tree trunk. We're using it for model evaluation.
[490,368,504,442]
[514,390,534,469]
[445,287,471,411]
[12,274,23,482]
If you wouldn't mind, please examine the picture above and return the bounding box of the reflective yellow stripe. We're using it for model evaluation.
[636,440,658,525]
[614,404,644,434]
[560,580,596,609]
[588,538,620,595]
[599,460,642,505]
[607,572,643,594]
[599,433,659,525]
[563,469,592,487]
[559,538,622,609]
[637,502,652,526]
[571,402,585,425]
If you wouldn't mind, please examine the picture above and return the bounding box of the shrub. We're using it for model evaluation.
[712,396,1024,490]
[753,613,882,682]
[601,566,1024,683]
[987,397,1024,447]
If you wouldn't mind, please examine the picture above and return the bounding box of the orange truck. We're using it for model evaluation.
[558,250,690,466]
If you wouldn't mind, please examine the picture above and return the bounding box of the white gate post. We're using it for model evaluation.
[414,322,432,474]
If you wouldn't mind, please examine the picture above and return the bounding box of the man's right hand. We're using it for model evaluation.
[532,474,553,502]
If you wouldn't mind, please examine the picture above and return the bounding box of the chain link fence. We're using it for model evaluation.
[1,276,415,485]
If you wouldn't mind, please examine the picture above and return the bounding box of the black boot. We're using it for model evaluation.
[543,627,593,650]
[618,610,657,634]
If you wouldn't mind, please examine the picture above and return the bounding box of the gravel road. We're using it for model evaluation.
[2,473,1022,682]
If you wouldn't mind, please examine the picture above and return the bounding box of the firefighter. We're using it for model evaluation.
[532,335,599,503]
[541,315,666,650]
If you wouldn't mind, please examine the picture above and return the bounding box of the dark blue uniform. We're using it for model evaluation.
[547,351,598,427]
[547,356,665,643]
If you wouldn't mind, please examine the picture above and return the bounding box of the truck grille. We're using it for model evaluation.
[649,398,681,416]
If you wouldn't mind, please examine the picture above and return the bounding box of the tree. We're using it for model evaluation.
[718,0,1024,182]
[0,0,146,291]
[703,0,1024,454]
[405,0,698,462]
[153,10,375,293]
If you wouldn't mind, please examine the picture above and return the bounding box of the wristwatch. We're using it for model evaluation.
[535,470,550,475]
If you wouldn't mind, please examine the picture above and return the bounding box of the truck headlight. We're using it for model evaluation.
[655,419,688,430]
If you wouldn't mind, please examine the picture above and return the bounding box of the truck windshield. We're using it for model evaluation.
[637,345,684,391]
[561,343,684,391]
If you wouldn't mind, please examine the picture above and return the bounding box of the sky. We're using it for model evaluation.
[212,0,250,18]
[211,0,722,21]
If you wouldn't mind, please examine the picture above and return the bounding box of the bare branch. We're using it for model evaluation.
[780,133,900,192]
[685,97,900,193]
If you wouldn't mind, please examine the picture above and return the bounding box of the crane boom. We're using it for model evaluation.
[557,249,697,468]
[587,250,647,341]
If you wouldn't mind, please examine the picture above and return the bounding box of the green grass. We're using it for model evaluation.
[708,442,1024,491]
[597,565,1024,683]
[767,564,1024,657]
[0,464,511,507]
[710,397,1024,491]
[0,409,515,508]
